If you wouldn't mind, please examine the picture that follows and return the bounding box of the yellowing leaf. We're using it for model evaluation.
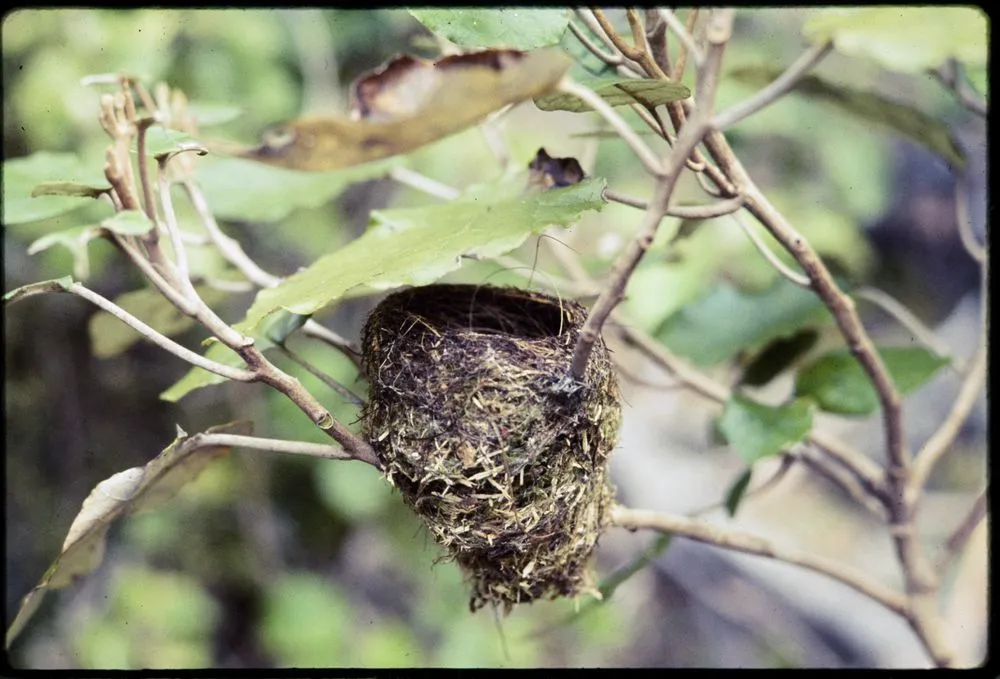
[235,47,572,171]
[803,7,987,73]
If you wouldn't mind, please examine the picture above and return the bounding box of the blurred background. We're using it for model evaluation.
[3,8,987,669]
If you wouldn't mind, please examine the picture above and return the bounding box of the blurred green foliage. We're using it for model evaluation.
[3,7,984,670]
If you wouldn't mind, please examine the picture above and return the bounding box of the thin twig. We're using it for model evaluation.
[274,342,365,407]
[659,8,704,70]
[854,286,956,364]
[574,8,646,78]
[610,504,909,617]
[568,20,625,66]
[932,59,987,118]
[590,8,666,79]
[135,119,159,225]
[557,77,665,176]
[712,42,833,130]
[954,173,986,264]
[731,212,811,287]
[389,166,461,201]
[156,159,192,285]
[570,9,734,379]
[199,433,375,466]
[604,189,745,219]
[798,445,888,519]
[643,9,670,76]
[910,264,988,495]
[935,490,987,574]
[9,280,257,382]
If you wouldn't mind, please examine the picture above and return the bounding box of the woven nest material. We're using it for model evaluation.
[361,284,622,612]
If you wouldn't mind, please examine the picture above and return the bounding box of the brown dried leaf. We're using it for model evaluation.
[527,148,586,190]
[239,47,572,171]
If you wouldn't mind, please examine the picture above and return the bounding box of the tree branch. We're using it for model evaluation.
[712,42,833,130]
[932,59,987,118]
[659,8,704,70]
[604,189,745,219]
[200,433,380,468]
[610,504,909,617]
[557,77,665,177]
[731,211,811,287]
[934,490,987,575]
[570,9,734,380]
[591,7,669,80]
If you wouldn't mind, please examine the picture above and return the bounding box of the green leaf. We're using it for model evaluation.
[101,209,155,236]
[535,76,691,113]
[5,421,250,649]
[187,102,243,127]
[160,337,272,403]
[136,127,202,159]
[88,286,229,358]
[803,7,987,73]
[195,156,398,223]
[3,277,75,306]
[25,210,148,278]
[724,468,753,517]
[2,152,111,225]
[27,225,105,279]
[728,68,966,170]
[740,329,820,387]
[657,277,831,367]
[236,174,607,332]
[719,394,814,464]
[795,346,951,416]
[409,8,570,49]
[30,181,110,199]
[261,572,353,666]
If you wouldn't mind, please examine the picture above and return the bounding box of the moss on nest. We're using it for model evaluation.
[361,284,622,612]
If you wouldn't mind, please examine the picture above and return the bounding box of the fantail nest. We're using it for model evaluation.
[360,284,622,612]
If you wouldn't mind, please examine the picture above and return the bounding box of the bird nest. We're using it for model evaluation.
[361,284,622,612]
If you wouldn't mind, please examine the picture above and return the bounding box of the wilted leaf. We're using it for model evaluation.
[5,421,251,649]
[795,346,950,416]
[195,156,398,223]
[4,277,75,306]
[729,67,965,169]
[657,278,831,367]
[89,286,230,358]
[528,147,586,189]
[724,468,754,517]
[535,76,691,113]
[803,7,987,73]
[236,174,606,332]
[409,8,570,49]
[719,394,814,464]
[237,47,572,171]
[2,152,111,225]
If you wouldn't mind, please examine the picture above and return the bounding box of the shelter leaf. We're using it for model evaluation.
[194,156,398,223]
[236,174,606,332]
